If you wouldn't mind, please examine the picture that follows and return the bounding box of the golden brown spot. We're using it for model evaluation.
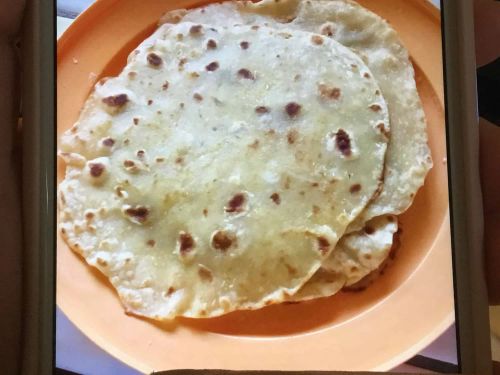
[350,184,362,193]
[89,163,105,177]
[85,212,95,220]
[211,230,236,251]
[278,32,292,39]
[179,232,195,254]
[155,157,165,163]
[311,182,319,187]
[265,300,273,306]
[270,193,281,205]
[248,139,260,149]
[312,205,320,214]
[318,84,341,100]
[237,68,255,80]
[350,266,359,273]
[133,118,139,125]
[167,287,175,295]
[285,263,298,276]
[193,93,203,101]
[206,39,217,49]
[283,176,291,190]
[317,237,330,255]
[364,72,371,78]
[128,71,137,79]
[198,265,213,282]
[175,157,184,165]
[136,150,145,158]
[285,102,301,118]
[311,35,324,45]
[203,208,208,217]
[147,53,163,67]
[370,104,382,112]
[375,90,381,95]
[299,191,305,196]
[97,258,108,267]
[255,106,270,114]
[205,61,219,71]
[61,228,66,235]
[266,129,276,136]
[147,239,156,247]
[123,160,135,168]
[364,254,372,260]
[147,99,153,105]
[240,41,250,49]
[287,129,298,144]
[189,24,203,36]
[162,81,169,90]
[102,94,128,107]
[251,25,260,30]
[225,193,246,213]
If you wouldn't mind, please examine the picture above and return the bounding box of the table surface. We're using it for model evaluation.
[56,1,460,374]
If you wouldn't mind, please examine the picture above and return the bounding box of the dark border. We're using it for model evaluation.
[441,0,493,373]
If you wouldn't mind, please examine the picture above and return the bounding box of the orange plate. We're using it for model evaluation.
[57,0,454,372]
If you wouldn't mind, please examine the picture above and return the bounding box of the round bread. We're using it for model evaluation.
[167,0,432,300]
[58,22,389,319]
[168,0,433,230]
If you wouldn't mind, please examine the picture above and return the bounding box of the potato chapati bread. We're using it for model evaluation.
[58,22,389,319]
[166,0,432,299]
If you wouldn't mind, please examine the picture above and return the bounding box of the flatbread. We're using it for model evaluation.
[288,214,398,301]
[58,22,389,319]
[166,0,433,230]
[166,0,432,300]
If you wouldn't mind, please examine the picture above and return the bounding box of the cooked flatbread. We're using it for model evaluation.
[168,0,432,231]
[58,22,389,319]
[166,0,432,300]
[288,214,398,301]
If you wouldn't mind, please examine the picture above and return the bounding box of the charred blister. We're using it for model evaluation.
[147,52,163,67]
[240,41,250,50]
[270,193,281,205]
[369,104,382,112]
[255,106,270,115]
[211,230,237,252]
[122,205,150,225]
[285,102,302,118]
[176,231,196,263]
[334,129,352,156]
[237,68,255,80]
[86,158,109,184]
[205,61,219,71]
[224,192,248,214]
[189,24,203,36]
[206,39,218,49]
[102,94,129,113]
[349,184,362,194]
[316,236,330,255]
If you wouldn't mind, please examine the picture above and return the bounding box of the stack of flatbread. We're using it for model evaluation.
[58,0,432,320]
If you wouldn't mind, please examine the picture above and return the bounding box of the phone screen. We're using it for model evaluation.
[56,0,460,373]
